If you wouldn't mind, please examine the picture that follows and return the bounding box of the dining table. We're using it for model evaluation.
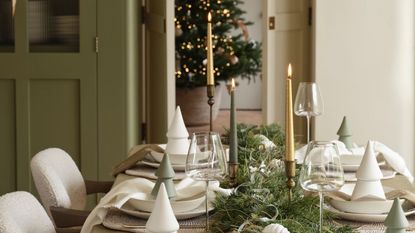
[87,172,415,233]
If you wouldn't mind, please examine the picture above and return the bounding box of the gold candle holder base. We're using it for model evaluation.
[207,85,215,132]
[228,162,239,187]
[284,160,296,202]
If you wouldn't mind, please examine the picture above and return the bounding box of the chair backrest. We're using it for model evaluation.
[0,191,56,233]
[31,148,87,216]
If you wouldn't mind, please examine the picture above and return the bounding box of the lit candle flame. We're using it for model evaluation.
[231,78,235,88]
[288,63,292,79]
[208,12,212,22]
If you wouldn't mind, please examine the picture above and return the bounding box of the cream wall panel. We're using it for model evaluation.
[315,0,415,171]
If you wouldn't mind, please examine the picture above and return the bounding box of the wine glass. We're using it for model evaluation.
[299,141,344,233]
[185,132,227,230]
[294,82,324,143]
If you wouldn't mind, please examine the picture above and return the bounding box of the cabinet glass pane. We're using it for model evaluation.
[28,0,79,52]
[0,0,15,52]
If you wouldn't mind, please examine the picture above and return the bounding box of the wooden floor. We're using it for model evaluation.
[187,109,262,135]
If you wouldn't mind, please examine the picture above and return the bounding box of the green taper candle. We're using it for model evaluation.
[229,78,238,164]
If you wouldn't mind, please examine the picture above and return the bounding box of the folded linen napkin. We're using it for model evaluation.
[373,141,414,183]
[295,140,414,182]
[81,177,232,233]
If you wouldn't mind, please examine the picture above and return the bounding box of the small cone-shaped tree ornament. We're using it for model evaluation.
[351,141,386,201]
[151,154,176,199]
[146,183,180,233]
[166,106,189,155]
[385,198,409,233]
[337,116,353,149]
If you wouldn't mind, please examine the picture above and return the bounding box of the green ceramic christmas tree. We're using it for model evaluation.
[385,198,409,233]
[151,154,177,199]
[337,116,353,149]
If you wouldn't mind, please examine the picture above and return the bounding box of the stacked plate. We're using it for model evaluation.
[341,153,396,182]
[125,144,187,179]
[327,183,415,222]
[121,191,213,220]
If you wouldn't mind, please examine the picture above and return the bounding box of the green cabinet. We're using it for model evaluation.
[0,0,141,194]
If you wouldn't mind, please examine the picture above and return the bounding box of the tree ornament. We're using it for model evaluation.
[175,27,183,37]
[229,55,239,65]
[216,46,225,54]
[337,116,353,149]
[351,141,385,201]
[151,154,176,199]
[384,198,409,233]
[262,223,290,233]
[146,183,180,233]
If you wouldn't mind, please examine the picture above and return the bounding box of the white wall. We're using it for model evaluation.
[220,0,262,110]
[314,0,415,171]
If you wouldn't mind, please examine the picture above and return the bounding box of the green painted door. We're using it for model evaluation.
[0,0,98,194]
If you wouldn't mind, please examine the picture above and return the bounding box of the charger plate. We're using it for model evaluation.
[128,192,205,213]
[330,198,404,214]
[120,202,213,220]
[326,202,415,222]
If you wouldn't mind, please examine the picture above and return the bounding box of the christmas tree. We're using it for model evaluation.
[151,154,177,199]
[385,198,409,233]
[175,0,262,87]
[337,116,353,149]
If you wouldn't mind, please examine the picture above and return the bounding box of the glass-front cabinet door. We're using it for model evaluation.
[0,0,15,52]
[0,0,81,53]
[28,0,79,52]
[0,0,97,194]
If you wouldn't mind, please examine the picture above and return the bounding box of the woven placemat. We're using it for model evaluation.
[103,208,206,232]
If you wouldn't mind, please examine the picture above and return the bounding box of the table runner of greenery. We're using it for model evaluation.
[210,124,356,233]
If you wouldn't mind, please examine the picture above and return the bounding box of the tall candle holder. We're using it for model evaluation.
[207,84,215,132]
[227,79,238,186]
[285,64,296,202]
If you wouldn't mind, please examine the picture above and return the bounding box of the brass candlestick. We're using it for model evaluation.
[284,160,296,202]
[207,84,215,132]
[285,64,296,202]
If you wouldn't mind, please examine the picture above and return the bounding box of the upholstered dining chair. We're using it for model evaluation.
[31,148,113,229]
[0,191,56,233]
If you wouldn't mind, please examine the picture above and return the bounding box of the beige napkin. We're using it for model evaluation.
[112,144,164,176]
[80,177,231,233]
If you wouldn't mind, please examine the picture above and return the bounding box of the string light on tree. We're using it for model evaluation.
[175,0,262,87]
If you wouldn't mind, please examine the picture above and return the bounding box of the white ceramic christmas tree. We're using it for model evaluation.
[165,106,189,155]
[384,198,409,233]
[351,141,386,201]
[146,183,180,233]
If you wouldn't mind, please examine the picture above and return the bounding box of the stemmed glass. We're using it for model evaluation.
[299,141,344,233]
[185,132,227,231]
[294,82,324,143]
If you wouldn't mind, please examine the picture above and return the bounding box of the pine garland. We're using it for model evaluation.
[211,124,357,233]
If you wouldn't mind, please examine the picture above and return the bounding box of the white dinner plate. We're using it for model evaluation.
[150,150,188,165]
[344,169,396,182]
[120,202,213,220]
[329,198,404,214]
[128,192,205,213]
[139,160,186,171]
[326,202,415,222]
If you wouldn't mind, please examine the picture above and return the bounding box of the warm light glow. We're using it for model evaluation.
[288,63,292,78]
[231,78,235,88]
[208,12,212,22]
